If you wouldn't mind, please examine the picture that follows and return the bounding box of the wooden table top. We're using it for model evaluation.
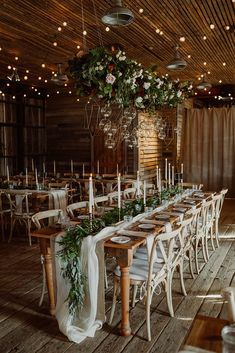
[184,315,229,353]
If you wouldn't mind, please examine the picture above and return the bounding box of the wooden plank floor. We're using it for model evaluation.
[0,199,234,353]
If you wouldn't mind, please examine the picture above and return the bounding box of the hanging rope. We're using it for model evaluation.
[81,0,87,51]
[91,0,104,47]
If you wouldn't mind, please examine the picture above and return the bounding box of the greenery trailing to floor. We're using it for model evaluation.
[57,185,182,315]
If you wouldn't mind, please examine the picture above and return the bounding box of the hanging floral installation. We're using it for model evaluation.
[68,46,192,113]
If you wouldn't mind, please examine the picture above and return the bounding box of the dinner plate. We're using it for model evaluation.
[77,215,90,220]
[155,214,170,220]
[110,236,130,244]
[184,200,195,205]
[138,223,155,230]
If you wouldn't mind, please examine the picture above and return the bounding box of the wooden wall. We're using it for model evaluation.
[46,95,129,175]
[46,96,182,179]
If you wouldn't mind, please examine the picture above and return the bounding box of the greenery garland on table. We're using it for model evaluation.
[68,46,193,114]
[57,185,181,315]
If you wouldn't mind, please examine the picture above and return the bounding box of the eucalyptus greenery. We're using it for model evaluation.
[57,185,181,315]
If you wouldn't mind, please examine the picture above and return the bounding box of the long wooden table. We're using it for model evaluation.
[31,192,209,336]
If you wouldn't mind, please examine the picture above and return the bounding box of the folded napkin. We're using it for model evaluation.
[172,208,187,213]
[117,229,148,238]
[164,211,184,221]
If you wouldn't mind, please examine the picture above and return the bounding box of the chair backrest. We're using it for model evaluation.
[32,209,63,229]
[6,191,32,215]
[177,214,194,249]
[66,201,88,218]
[48,181,68,190]
[94,195,109,207]
[220,188,228,210]
[212,193,223,219]
[148,225,182,279]
[123,187,136,200]
[108,191,120,205]
[189,205,202,236]
[181,182,203,190]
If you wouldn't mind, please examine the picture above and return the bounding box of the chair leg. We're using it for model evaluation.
[109,277,119,324]
[189,248,195,279]
[8,217,15,243]
[195,240,200,274]
[39,262,47,307]
[179,261,187,297]
[1,214,4,241]
[27,219,32,246]
[165,275,174,317]
[131,284,138,308]
[214,221,220,248]
[146,293,152,341]
[210,226,215,252]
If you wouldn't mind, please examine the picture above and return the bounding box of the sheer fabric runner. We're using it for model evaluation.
[54,197,186,343]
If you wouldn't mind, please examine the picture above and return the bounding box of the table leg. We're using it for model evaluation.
[120,266,131,336]
[39,238,56,315]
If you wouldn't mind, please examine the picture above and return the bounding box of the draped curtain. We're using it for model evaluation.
[181,107,235,198]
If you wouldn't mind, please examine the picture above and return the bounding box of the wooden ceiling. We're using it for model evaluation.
[0,0,234,96]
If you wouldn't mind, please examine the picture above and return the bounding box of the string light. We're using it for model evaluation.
[210,24,215,29]
[15,56,19,61]
[41,63,46,68]
[105,27,110,32]
[203,35,207,40]
[63,21,67,26]
[139,8,144,13]
[58,26,62,31]
[179,36,185,42]
[53,41,57,46]
[83,30,87,35]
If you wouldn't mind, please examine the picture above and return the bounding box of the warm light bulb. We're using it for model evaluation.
[210,24,215,29]
[223,62,226,66]
[219,80,222,83]
[105,27,110,32]
[56,91,60,94]
[47,94,50,98]
[23,94,26,97]
[77,98,80,102]
[156,28,160,33]
[26,69,29,73]
[207,71,211,74]
[53,41,57,46]
[203,62,207,65]
[139,8,144,13]
[12,96,16,99]
[41,63,46,68]
[77,45,80,49]
[58,27,62,31]
[7,65,11,69]
[160,31,163,35]
[187,54,191,58]
[24,76,28,80]
[203,35,207,40]
[63,21,67,26]
[225,25,230,30]
[83,30,87,35]
[15,56,18,60]
[44,79,48,83]
[179,36,185,42]
[69,91,72,94]
[38,76,42,80]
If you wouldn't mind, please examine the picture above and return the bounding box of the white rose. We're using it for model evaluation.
[99,65,103,70]
[135,96,143,103]
[106,73,116,85]
[144,82,151,89]
[177,90,182,97]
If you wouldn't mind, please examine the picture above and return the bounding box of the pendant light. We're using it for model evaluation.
[196,74,212,90]
[101,0,134,26]
[166,44,187,71]
[51,63,68,85]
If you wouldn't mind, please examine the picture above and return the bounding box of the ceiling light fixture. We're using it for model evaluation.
[51,63,68,85]
[166,44,187,71]
[101,0,134,26]
[196,74,212,90]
